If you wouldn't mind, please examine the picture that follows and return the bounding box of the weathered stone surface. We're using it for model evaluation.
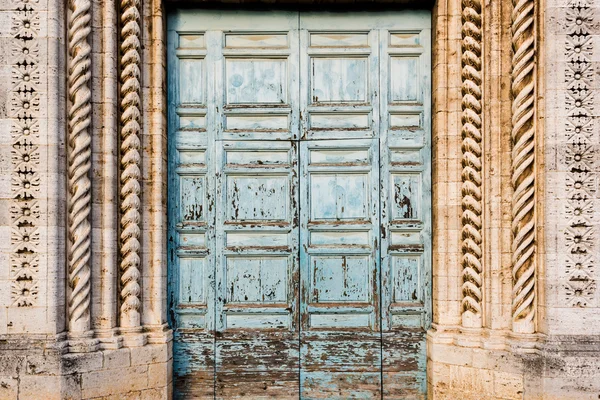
[0,0,597,398]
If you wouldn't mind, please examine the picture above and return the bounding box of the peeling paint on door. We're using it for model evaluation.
[168,9,431,399]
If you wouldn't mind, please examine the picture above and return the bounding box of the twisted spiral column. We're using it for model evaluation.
[461,0,483,329]
[511,0,536,334]
[67,0,92,335]
[119,0,142,328]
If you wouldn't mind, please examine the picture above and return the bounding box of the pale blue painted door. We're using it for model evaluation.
[168,9,431,399]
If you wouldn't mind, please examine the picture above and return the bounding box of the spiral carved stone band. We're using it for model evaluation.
[511,0,536,334]
[119,0,142,329]
[461,0,484,329]
[67,0,93,335]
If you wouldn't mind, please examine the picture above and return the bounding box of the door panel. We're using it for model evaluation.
[299,17,381,397]
[213,17,300,397]
[380,23,431,399]
[168,26,216,398]
[168,9,431,399]
[168,11,301,399]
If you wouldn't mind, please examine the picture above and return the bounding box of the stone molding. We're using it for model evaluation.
[119,0,143,332]
[66,0,93,336]
[59,0,548,371]
[511,0,537,334]
[61,0,548,348]
[460,0,484,329]
[435,0,543,338]
[62,0,163,349]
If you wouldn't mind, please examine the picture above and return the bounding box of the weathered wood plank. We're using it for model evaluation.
[382,331,427,399]
[173,332,215,400]
[216,337,300,398]
[217,371,299,399]
[301,332,381,372]
[300,372,381,399]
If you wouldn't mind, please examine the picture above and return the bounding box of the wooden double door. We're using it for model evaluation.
[167,9,431,399]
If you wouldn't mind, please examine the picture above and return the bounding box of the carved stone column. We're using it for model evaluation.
[119,0,144,340]
[461,0,484,329]
[511,0,536,334]
[66,0,93,338]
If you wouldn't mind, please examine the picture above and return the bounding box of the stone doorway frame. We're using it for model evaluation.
[60,0,544,394]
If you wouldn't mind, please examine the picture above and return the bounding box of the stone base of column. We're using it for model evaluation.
[120,326,147,348]
[67,330,100,353]
[95,328,124,350]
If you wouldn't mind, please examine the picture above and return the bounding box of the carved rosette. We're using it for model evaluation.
[9,0,42,308]
[461,0,483,328]
[67,0,93,334]
[562,0,597,306]
[511,0,536,333]
[119,0,142,328]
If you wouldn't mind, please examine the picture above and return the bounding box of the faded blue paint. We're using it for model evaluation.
[168,9,431,399]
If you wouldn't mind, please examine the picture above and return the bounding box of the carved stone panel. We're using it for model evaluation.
[546,0,600,334]
[10,0,43,311]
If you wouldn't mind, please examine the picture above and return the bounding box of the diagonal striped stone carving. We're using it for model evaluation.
[119,0,142,328]
[461,0,484,329]
[510,0,536,334]
[66,0,93,334]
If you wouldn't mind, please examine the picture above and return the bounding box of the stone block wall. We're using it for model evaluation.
[0,341,172,400]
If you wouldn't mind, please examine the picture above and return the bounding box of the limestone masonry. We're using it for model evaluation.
[0,0,599,398]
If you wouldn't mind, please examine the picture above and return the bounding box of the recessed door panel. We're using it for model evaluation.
[311,58,368,103]
[226,59,288,104]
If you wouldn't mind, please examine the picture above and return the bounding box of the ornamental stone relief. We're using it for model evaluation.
[563,0,597,307]
[9,0,41,308]
[461,0,484,329]
[119,0,143,331]
[511,0,537,334]
[67,0,93,335]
